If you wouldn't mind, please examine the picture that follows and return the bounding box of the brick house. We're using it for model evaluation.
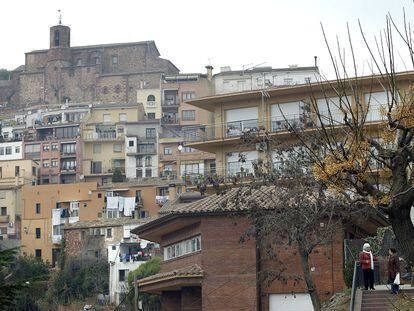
[132,189,387,311]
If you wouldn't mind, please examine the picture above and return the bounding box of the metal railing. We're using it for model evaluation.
[349,261,358,311]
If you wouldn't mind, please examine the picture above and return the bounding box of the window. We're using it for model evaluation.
[106,228,112,238]
[0,191,4,199]
[135,190,142,203]
[103,113,111,123]
[283,78,293,85]
[91,162,102,174]
[76,58,82,66]
[182,110,196,121]
[128,140,134,147]
[53,225,61,236]
[43,161,50,168]
[146,128,156,139]
[138,143,155,153]
[164,235,201,260]
[119,269,128,282]
[15,166,20,177]
[51,159,58,167]
[61,143,76,154]
[54,29,60,46]
[140,210,149,218]
[61,160,76,170]
[0,227,6,235]
[145,168,152,177]
[5,147,12,155]
[147,95,155,102]
[94,57,101,65]
[55,127,78,139]
[15,146,20,153]
[182,147,195,153]
[164,147,172,155]
[35,203,41,214]
[119,113,127,122]
[35,228,41,239]
[182,91,196,101]
[43,144,50,151]
[106,210,119,219]
[112,55,118,65]
[93,144,101,154]
[0,207,6,216]
[51,144,59,151]
[35,249,42,259]
[0,148,3,155]
[305,77,311,83]
[113,144,122,153]
[0,168,2,179]
[147,113,155,120]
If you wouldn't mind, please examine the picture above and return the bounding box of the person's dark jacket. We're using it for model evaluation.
[387,253,400,279]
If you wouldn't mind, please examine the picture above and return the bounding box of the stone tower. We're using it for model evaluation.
[46,24,71,104]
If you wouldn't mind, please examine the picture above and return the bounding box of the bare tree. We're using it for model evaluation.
[199,142,368,311]
[284,13,414,268]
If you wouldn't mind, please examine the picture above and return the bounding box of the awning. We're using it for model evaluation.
[137,264,203,293]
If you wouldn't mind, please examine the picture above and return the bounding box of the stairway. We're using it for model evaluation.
[359,288,414,311]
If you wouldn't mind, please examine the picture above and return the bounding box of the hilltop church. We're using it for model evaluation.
[0,22,179,108]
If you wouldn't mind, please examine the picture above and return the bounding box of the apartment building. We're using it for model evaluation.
[21,182,100,264]
[183,72,414,181]
[214,65,320,94]
[22,106,89,184]
[124,121,160,179]
[159,68,216,181]
[138,88,162,120]
[82,103,143,184]
[0,159,38,245]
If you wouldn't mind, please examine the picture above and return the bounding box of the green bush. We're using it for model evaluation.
[127,258,162,310]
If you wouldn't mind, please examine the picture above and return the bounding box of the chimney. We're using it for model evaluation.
[314,56,318,68]
[168,184,177,201]
[205,65,214,81]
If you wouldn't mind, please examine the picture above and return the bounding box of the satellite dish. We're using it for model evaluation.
[177,145,183,151]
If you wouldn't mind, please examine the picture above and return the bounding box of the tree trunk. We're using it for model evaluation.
[388,205,414,265]
[298,242,321,311]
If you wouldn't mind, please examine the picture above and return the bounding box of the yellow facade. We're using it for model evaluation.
[137,88,162,119]
[21,182,100,263]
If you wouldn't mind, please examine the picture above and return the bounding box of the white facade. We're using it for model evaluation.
[0,141,23,161]
[107,226,152,305]
[125,135,159,179]
[214,66,320,94]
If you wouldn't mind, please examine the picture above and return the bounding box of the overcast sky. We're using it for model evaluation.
[1,0,413,78]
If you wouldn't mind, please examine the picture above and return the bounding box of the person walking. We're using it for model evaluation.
[359,243,375,290]
[387,248,400,294]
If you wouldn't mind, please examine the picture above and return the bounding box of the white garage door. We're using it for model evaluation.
[269,293,313,311]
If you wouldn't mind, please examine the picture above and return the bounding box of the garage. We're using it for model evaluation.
[269,293,313,311]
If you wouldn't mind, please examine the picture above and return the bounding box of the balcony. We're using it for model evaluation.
[155,195,169,205]
[161,115,180,125]
[160,170,177,180]
[52,235,62,244]
[0,215,9,223]
[83,132,124,141]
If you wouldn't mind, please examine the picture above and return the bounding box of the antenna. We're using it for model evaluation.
[58,9,62,25]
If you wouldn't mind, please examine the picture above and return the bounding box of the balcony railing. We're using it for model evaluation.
[162,99,180,106]
[83,132,123,140]
[0,215,9,223]
[180,109,386,144]
[161,115,180,125]
[155,195,169,205]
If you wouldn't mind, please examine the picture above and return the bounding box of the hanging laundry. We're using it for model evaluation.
[118,197,125,212]
[52,209,61,226]
[123,197,136,217]
[107,196,119,209]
